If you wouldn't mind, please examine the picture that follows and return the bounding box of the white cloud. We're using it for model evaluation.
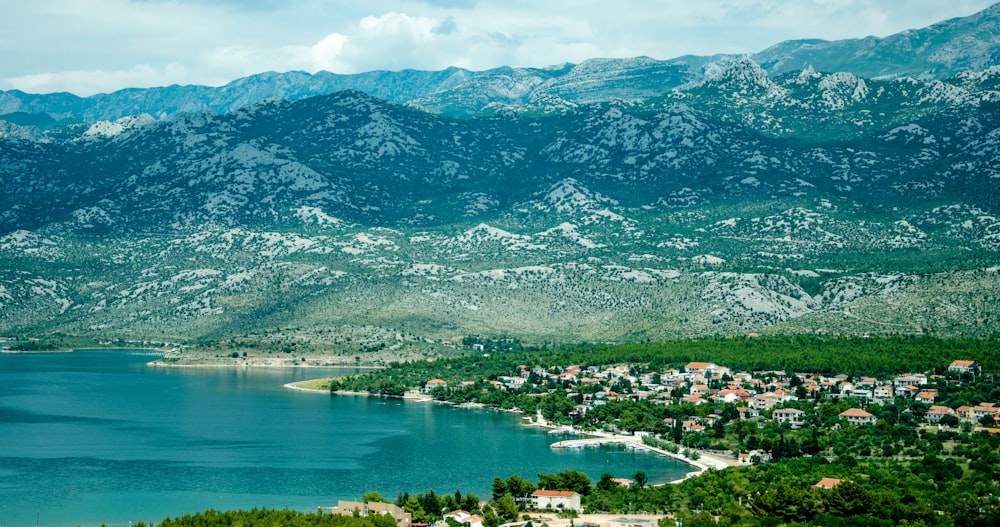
[4,64,191,95]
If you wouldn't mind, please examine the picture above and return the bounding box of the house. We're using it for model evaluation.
[839,408,876,425]
[773,408,806,428]
[684,362,717,375]
[336,501,412,527]
[424,379,447,392]
[750,392,779,411]
[690,383,711,395]
[894,373,928,387]
[948,360,977,374]
[873,386,894,401]
[681,393,706,405]
[813,478,843,490]
[971,403,1000,423]
[531,490,582,512]
[611,477,634,488]
[683,419,706,433]
[926,405,957,424]
[444,511,484,527]
[915,391,937,404]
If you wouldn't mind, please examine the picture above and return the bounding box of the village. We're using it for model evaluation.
[420,357,999,464]
[316,355,998,527]
[327,339,1000,525]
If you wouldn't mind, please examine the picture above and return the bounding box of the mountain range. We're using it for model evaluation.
[2,3,1000,122]
[2,6,1000,355]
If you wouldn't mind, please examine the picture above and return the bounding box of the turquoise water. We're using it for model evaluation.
[0,350,691,527]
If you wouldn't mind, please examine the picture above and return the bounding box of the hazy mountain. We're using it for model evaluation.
[2,3,999,122]
[754,2,1000,80]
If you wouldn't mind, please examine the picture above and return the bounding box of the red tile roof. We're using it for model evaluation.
[532,490,577,498]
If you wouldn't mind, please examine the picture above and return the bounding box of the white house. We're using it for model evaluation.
[530,490,582,512]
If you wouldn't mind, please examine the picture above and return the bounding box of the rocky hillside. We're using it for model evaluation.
[1,55,1000,351]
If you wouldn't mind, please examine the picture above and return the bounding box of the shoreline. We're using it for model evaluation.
[549,435,734,481]
[149,354,383,369]
[283,379,735,481]
[283,381,435,402]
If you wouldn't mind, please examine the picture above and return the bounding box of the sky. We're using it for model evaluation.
[0,0,996,96]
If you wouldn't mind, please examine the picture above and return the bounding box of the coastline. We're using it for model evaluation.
[550,435,734,481]
[284,379,735,482]
[1,348,75,354]
[283,381,435,402]
[149,354,380,369]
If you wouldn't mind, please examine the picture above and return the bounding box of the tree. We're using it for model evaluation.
[492,477,508,500]
[371,513,398,527]
[363,491,390,503]
[494,494,520,521]
[420,489,442,519]
[597,473,616,492]
[505,475,535,499]
[825,480,873,517]
[403,496,427,523]
[632,471,648,490]
[537,470,591,496]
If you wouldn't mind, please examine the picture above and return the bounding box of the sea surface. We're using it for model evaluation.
[0,350,691,527]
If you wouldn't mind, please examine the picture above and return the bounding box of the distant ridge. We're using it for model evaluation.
[1,3,999,122]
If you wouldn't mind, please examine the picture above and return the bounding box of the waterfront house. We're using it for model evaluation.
[336,501,412,527]
[531,490,582,512]
[683,419,706,433]
[444,511,484,527]
[424,379,447,393]
[611,477,634,488]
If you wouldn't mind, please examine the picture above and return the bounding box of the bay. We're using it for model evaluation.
[0,350,691,527]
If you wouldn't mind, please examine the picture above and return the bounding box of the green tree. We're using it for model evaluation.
[494,494,520,521]
[505,475,535,499]
[825,480,874,517]
[597,473,616,492]
[492,477,508,500]
[633,471,648,490]
[537,470,591,496]
[404,496,427,523]
[363,491,390,503]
